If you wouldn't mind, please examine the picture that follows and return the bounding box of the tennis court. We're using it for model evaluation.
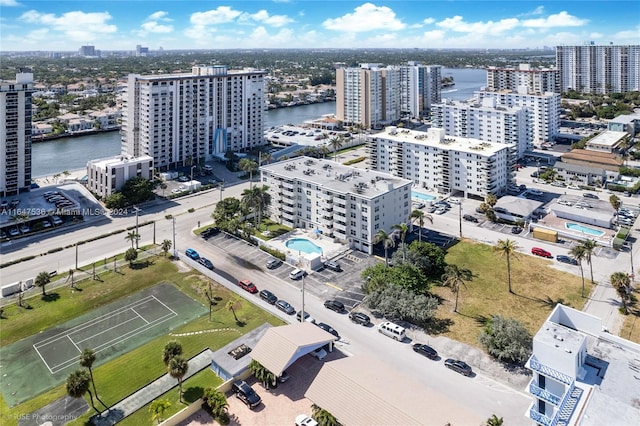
[0,283,208,407]
[33,295,177,374]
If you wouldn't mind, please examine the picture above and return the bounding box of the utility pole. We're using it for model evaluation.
[75,243,78,269]
[631,241,635,282]
[133,206,141,249]
[172,217,177,257]
[219,180,224,202]
[153,221,156,246]
[458,202,462,239]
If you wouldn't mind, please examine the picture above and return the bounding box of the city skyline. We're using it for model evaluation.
[1,1,638,52]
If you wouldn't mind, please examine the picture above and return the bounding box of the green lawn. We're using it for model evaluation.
[620,291,640,344]
[0,257,284,426]
[430,239,587,346]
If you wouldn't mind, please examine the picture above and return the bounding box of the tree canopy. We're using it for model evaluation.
[364,285,438,327]
[478,316,532,364]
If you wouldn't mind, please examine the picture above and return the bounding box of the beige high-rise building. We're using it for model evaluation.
[486,64,558,94]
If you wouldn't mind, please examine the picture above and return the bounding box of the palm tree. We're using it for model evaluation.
[161,239,172,257]
[125,247,138,266]
[241,185,271,228]
[162,340,183,366]
[494,239,519,294]
[226,298,242,322]
[609,194,622,216]
[441,264,473,313]
[311,404,340,426]
[392,223,410,261]
[260,152,273,165]
[486,414,504,426]
[35,271,50,296]
[125,231,140,249]
[581,239,598,283]
[149,399,171,425]
[202,387,228,421]
[249,359,275,388]
[409,210,432,242]
[238,158,258,188]
[79,348,108,410]
[373,229,396,267]
[168,356,189,403]
[569,245,587,298]
[66,369,100,415]
[329,135,343,162]
[610,272,631,314]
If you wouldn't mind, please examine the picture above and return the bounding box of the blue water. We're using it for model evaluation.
[286,238,323,254]
[565,222,605,237]
[412,192,436,202]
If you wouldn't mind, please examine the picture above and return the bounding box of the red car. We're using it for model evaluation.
[531,247,552,258]
[238,279,258,294]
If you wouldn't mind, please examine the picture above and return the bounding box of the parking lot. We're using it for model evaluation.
[201,230,378,311]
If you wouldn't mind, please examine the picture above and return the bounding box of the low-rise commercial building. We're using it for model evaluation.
[585,130,628,154]
[87,155,154,198]
[561,149,623,173]
[366,127,514,200]
[259,157,412,254]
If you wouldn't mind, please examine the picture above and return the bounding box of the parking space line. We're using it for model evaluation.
[325,282,343,291]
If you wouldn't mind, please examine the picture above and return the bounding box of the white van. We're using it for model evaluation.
[377,321,406,341]
[289,269,305,280]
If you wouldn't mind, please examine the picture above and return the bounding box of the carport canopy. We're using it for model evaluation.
[305,355,481,426]
[249,323,337,376]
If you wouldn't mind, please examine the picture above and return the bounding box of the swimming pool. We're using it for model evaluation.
[565,222,605,237]
[286,238,323,255]
[412,192,436,202]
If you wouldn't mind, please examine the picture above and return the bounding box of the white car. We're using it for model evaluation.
[567,184,581,190]
[289,268,305,280]
[295,415,318,426]
[528,189,543,196]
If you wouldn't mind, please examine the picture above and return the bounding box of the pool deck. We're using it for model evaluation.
[535,214,616,246]
[264,229,349,268]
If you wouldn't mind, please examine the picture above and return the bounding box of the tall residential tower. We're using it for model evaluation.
[1,70,34,197]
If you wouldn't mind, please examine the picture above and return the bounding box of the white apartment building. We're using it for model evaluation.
[486,64,558,94]
[430,98,529,158]
[526,304,640,426]
[556,44,640,94]
[87,155,154,198]
[259,157,412,254]
[367,127,514,199]
[1,70,34,197]
[121,65,266,171]
[400,62,442,118]
[475,89,561,149]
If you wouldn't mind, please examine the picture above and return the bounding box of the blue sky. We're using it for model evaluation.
[1,1,638,51]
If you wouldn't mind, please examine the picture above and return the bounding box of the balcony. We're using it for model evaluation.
[528,380,561,406]
[527,355,574,385]
[334,222,347,232]
[528,403,553,426]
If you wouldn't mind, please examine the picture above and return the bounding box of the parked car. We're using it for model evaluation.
[324,299,345,313]
[528,189,543,196]
[463,214,478,223]
[412,201,425,209]
[511,226,523,234]
[583,193,599,199]
[231,380,261,408]
[295,415,318,426]
[556,255,578,265]
[412,343,438,360]
[289,268,305,280]
[9,227,19,236]
[310,348,327,360]
[428,205,438,213]
[567,184,581,190]
[198,257,214,270]
[551,181,566,187]
[324,260,342,272]
[531,247,553,258]
[296,311,316,323]
[185,248,199,260]
[266,258,283,269]
[317,322,340,339]
[51,215,63,225]
[259,289,277,304]
[278,371,290,383]
[530,171,539,178]
[348,311,370,326]
[435,208,447,215]
[201,227,219,238]
[444,358,473,376]
[238,279,258,294]
[276,299,295,315]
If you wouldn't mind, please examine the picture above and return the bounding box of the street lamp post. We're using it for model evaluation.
[630,242,635,282]
[133,206,141,249]
[190,166,196,193]
[301,271,306,323]
[171,217,177,257]
[458,202,462,239]
[219,180,224,202]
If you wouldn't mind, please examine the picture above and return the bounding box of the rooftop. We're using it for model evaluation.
[259,156,412,199]
[374,127,511,156]
[87,155,153,168]
[586,130,628,147]
[561,149,623,167]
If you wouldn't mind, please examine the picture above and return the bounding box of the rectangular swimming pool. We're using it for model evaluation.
[412,192,436,202]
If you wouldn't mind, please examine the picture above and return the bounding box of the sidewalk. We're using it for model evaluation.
[91,349,215,426]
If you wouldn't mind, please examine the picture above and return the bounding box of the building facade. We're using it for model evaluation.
[86,155,154,198]
[430,97,529,158]
[121,65,266,171]
[259,157,412,254]
[1,70,34,197]
[366,127,515,199]
[475,90,561,149]
[556,44,640,94]
[526,304,640,426]
[399,62,442,118]
[486,64,558,94]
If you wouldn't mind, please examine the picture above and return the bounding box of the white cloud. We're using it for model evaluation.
[190,6,242,26]
[0,0,20,6]
[141,21,173,34]
[423,18,435,25]
[138,10,174,36]
[240,10,293,27]
[323,3,405,32]
[522,11,588,28]
[147,11,172,22]
[436,15,519,35]
[19,10,117,41]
